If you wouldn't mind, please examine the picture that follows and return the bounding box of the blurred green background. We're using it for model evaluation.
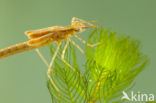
[0,0,155,103]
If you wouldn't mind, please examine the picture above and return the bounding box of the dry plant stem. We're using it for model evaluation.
[47,42,62,92]
[69,39,86,56]
[74,35,101,47]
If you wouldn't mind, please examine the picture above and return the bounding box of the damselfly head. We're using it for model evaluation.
[72,18,99,33]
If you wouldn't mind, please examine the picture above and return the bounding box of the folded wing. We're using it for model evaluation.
[27,33,53,46]
[25,26,61,39]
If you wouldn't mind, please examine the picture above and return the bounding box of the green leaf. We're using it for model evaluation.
[47,28,149,103]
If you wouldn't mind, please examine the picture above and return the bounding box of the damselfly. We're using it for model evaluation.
[0,17,101,91]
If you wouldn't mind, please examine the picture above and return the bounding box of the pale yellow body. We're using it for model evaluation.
[0,40,53,59]
[0,17,100,92]
[0,17,97,59]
